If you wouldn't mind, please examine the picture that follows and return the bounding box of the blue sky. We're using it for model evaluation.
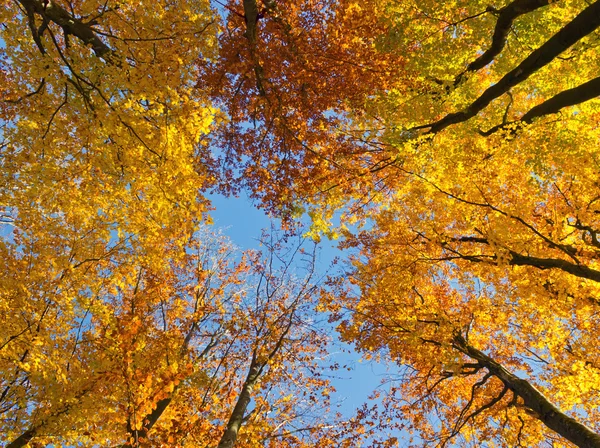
[208,192,392,419]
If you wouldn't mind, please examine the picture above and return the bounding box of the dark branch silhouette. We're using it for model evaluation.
[453,333,600,448]
[449,0,552,88]
[481,75,600,135]
[415,1,600,135]
[16,0,113,59]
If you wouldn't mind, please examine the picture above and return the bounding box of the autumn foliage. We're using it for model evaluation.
[3,0,600,446]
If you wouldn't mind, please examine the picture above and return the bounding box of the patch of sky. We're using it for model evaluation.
[207,191,395,419]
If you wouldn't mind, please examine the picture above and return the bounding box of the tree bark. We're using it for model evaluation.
[452,236,600,283]
[242,0,266,95]
[453,334,600,448]
[6,427,37,448]
[482,75,600,135]
[508,251,600,283]
[217,361,261,448]
[119,396,173,447]
[16,0,113,59]
[453,0,551,86]
[421,1,600,134]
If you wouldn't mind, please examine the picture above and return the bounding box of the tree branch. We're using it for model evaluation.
[452,0,551,87]
[242,0,266,95]
[452,235,600,283]
[452,333,600,448]
[16,0,114,59]
[481,75,600,135]
[2,79,46,104]
[217,357,262,448]
[417,1,600,134]
[508,251,600,283]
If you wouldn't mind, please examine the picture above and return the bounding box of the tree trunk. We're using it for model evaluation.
[217,362,261,448]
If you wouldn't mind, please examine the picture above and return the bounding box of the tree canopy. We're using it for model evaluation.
[2,0,600,446]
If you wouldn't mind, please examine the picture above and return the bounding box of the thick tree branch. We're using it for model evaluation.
[216,236,313,448]
[243,0,260,45]
[508,251,600,282]
[481,75,600,135]
[119,321,222,446]
[217,357,262,448]
[122,397,173,447]
[16,0,113,59]
[417,1,600,134]
[6,385,92,448]
[453,236,600,283]
[452,0,551,87]
[6,427,38,448]
[242,0,266,95]
[216,306,301,447]
[452,334,600,448]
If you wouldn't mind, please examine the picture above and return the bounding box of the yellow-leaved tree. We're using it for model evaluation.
[207,0,600,446]
[2,0,215,444]
[6,0,600,446]
[1,1,344,447]
[2,223,342,447]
